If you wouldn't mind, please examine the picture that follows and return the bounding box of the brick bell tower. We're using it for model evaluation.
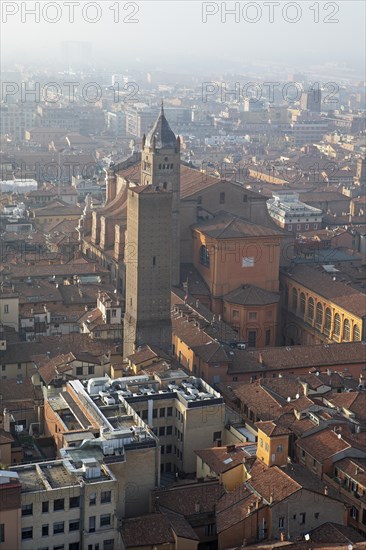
[140,102,181,286]
[123,103,179,357]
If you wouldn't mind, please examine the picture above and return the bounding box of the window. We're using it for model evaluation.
[242,257,254,268]
[265,330,271,346]
[54,499,64,511]
[89,516,96,533]
[0,524,4,543]
[351,507,358,520]
[159,407,166,417]
[89,493,96,506]
[243,194,248,202]
[159,426,165,436]
[22,503,33,516]
[152,256,156,266]
[54,546,64,550]
[76,367,82,376]
[259,438,263,448]
[232,310,239,319]
[103,540,114,550]
[3,305,9,314]
[300,293,306,317]
[101,491,111,504]
[248,312,257,320]
[153,408,158,418]
[213,431,222,442]
[69,543,80,550]
[287,225,292,231]
[314,512,319,519]
[343,319,350,341]
[22,528,33,540]
[232,376,238,382]
[265,442,269,451]
[53,522,64,535]
[42,501,49,513]
[307,297,314,323]
[166,445,172,454]
[277,445,283,452]
[248,330,257,348]
[279,517,285,529]
[141,409,148,420]
[69,520,80,531]
[42,525,49,537]
[300,513,306,524]
[100,514,111,527]
[69,496,80,508]
[316,303,323,328]
[297,224,301,231]
[292,288,298,311]
[354,325,361,341]
[167,407,173,417]
[334,313,341,337]
[305,224,309,230]
[197,195,202,205]
[88,366,94,375]
[219,191,225,204]
[313,223,318,229]
[166,426,172,435]
[199,245,210,267]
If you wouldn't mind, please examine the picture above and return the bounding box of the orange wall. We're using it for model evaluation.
[193,231,281,298]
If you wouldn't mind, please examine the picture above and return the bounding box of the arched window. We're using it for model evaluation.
[343,319,350,341]
[300,293,306,317]
[316,303,323,328]
[325,308,331,333]
[353,325,361,341]
[307,297,314,323]
[199,245,210,267]
[334,313,341,337]
[292,288,298,311]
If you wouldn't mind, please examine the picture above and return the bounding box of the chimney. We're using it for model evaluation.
[195,299,199,309]
[226,444,235,453]
[255,499,260,509]
[269,493,273,504]
[3,408,11,432]
[259,353,263,365]
[303,382,309,396]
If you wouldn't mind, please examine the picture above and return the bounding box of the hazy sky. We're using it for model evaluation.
[1,1,365,76]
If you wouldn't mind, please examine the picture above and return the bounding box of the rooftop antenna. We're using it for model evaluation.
[161,98,164,115]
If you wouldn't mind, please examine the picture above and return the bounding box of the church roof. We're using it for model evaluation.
[145,103,177,149]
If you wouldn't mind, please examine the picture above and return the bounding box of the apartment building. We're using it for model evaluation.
[13,458,118,550]
[267,192,323,234]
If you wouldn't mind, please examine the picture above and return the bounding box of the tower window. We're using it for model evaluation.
[163,182,167,189]
[199,245,210,267]
[170,163,173,169]
[153,256,156,266]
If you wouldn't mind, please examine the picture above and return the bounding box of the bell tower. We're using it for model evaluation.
[140,102,181,286]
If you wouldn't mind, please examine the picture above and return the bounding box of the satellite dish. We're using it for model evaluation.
[287,396,291,402]
[338,433,342,439]
[304,534,310,541]
[296,393,300,399]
